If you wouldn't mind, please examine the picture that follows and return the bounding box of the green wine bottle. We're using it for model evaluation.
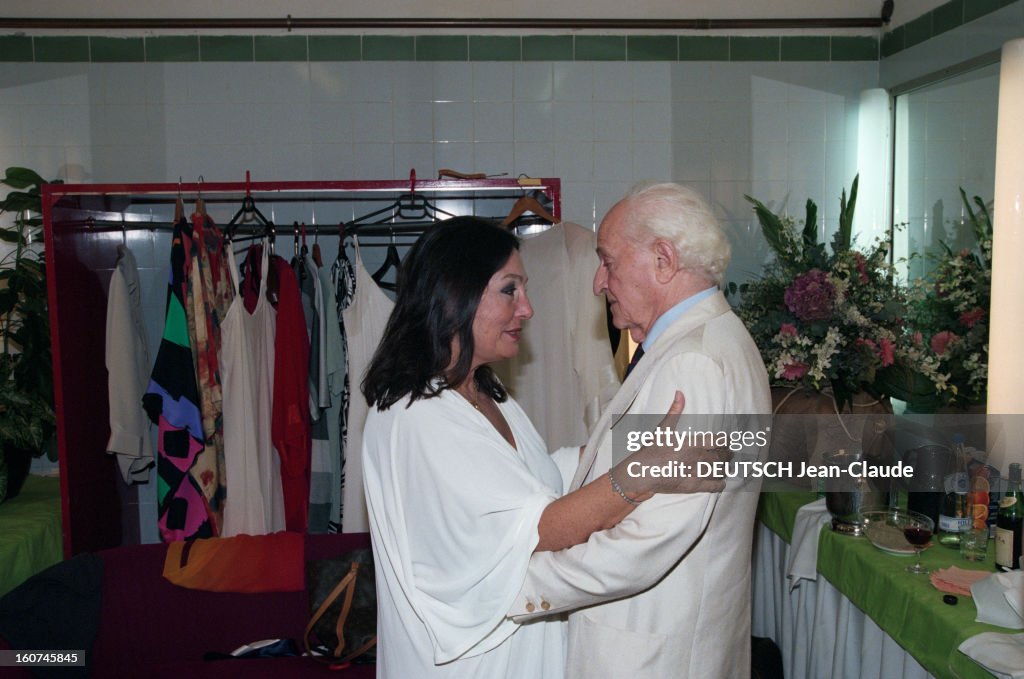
[995,463,1022,571]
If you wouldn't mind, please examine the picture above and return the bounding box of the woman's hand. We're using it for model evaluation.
[608,391,731,502]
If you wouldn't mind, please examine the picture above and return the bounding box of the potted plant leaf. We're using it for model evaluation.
[0,167,59,503]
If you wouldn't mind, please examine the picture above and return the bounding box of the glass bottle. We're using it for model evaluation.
[995,463,1022,571]
[937,434,970,548]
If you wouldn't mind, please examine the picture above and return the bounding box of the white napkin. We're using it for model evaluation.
[785,497,831,589]
[1004,571,1024,620]
[958,632,1024,679]
[974,571,1024,630]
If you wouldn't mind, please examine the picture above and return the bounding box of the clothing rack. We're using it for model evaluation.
[41,174,560,557]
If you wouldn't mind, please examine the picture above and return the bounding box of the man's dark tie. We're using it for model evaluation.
[624,344,645,378]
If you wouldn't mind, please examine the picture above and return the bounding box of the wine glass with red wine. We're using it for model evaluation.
[901,509,934,575]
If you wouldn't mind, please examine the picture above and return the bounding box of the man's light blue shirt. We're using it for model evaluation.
[641,287,717,352]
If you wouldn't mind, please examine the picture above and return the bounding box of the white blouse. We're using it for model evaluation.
[362,388,566,679]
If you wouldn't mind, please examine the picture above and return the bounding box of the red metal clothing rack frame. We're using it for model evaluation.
[41,175,560,555]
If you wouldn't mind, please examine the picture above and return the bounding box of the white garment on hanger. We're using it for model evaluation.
[220,242,286,536]
[494,222,620,450]
[340,239,395,533]
[105,245,155,483]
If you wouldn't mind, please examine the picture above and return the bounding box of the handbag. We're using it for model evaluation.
[303,548,377,665]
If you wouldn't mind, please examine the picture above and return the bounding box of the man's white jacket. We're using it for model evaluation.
[511,291,772,678]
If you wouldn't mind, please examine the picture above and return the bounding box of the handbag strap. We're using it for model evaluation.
[304,562,378,664]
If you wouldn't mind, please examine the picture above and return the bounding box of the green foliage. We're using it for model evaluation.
[0,166,58,458]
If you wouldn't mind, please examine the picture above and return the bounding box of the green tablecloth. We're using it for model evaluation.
[758,491,1007,679]
[0,475,63,598]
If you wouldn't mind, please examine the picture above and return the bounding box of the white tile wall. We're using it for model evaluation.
[433,62,473,102]
[393,101,432,142]
[0,39,901,545]
[0,53,883,327]
[1,59,879,230]
[513,63,553,102]
[3,56,886,542]
[552,63,594,102]
[472,63,514,102]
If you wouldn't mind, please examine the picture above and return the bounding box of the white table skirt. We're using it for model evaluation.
[752,522,936,679]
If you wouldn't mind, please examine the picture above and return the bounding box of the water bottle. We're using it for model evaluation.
[937,434,970,548]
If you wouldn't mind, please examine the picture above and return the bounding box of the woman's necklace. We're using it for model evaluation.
[462,385,482,411]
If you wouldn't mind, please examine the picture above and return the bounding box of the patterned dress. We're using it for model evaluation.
[327,244,356,533]
[142,219,215,541]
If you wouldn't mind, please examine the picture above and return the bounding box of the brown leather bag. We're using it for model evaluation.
[303,548,377,665]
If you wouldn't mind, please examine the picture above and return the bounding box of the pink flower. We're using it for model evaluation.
[959,308,986,328]
[784,269,836,322]
[852,252,869,284]
[913,331,923,346]
[856,337,878,353]
[781,361,808,380]
[779,323,799,337]
[878,337,895,367]
[931,331,959,357]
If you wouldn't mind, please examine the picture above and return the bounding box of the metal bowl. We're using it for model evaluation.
[822,448,890,535]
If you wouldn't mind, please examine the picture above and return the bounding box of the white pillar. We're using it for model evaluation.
[986,38,1024,473]
[854,89,892,249]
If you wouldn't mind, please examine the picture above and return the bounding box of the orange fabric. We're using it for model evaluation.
[162,531,304,592]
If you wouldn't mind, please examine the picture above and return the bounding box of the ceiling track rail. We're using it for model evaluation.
[0,16,885,31]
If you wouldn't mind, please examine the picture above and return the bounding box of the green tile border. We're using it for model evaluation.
[3,0,1023,65]
[932,0,965,35]
[881,26,905,58]
[830,36,878,61]
[730,36,780,61]
[522,35,573,61]
[574,35,626,60]
[146,36,199,62]
[469,36,521,61]
[308,36,360,61]
[679,36,729,61]
[199,35,253,61]
[627,35,677,61]
[881,0,1021,59]
[416,35,468,61]
[33,36,89,62]
[0,21,997,64]
[254,35,308,61]
[363,35,415,61]
[965,0,1004,22]
[90,37,144,62]
[903,13,933,49]
[782,36,829,61]
[0,35,33,62]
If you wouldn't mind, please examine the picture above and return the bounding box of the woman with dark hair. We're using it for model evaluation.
[361,217,719,678]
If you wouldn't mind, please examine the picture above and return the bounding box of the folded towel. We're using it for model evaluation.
[929,566,991,597]
[785,498,831,589]
[958,632,1024,679]
[163,531,304,592]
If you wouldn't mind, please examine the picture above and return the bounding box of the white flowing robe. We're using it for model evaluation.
[362,389,566,679]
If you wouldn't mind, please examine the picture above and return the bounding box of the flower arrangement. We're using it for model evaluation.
[733,177,911,409]
[899,190,991,410]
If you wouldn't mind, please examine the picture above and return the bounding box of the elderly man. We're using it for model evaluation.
[511,182,771,678]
